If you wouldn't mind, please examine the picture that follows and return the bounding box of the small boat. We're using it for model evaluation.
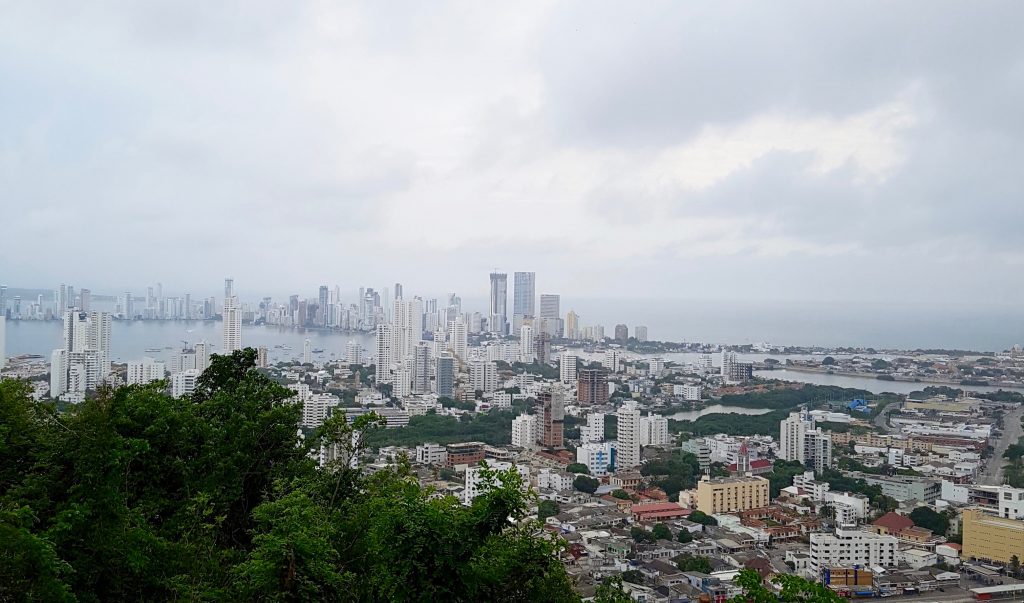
[312,348,325,354]
[145,348,162,353]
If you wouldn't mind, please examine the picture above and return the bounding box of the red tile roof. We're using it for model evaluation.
[872,512,914,532]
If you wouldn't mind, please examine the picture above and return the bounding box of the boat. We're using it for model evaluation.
[145,348,162,353]
[312,348,325,354]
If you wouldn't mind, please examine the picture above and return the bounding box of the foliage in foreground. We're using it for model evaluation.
[0,350,576,602]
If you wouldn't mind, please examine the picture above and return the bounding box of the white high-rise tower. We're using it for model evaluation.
[617,401,642,469]
[222,280,241,353]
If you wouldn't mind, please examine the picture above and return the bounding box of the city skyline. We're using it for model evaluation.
[3,3,1024,308]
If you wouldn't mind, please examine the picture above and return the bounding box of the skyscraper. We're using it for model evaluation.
[614,324,628,342]
[578,368,608,405]
[635,326,648,342]
[0,315,5,369]
[80,289,91,313]
[488,272,508,336]
[559,352,578,384]
[318,285,329,326]
[412,342,431,394]
[450,317,468,360]
[436,353,455,398]
[512,272,535,330]
[222,282,241,353]
[617,401,642,468]
[375,324,392,384]
[303,339,312,364]
[394,282,403,300]
[565,310,579,340]
[519,325,534,363]
[779,409,832,472]
[539,294,560,319]
[51,310,112,399]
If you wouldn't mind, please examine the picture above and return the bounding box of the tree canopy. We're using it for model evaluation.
[0,350,579,602]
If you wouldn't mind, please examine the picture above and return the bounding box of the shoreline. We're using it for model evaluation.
[764,364,1024,391]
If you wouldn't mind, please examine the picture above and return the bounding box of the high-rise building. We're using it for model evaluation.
[412,342,431,394]
[519,325,534,363]
[559,352,578,384]
[511,413,539,450]
[318,286,329,326]
[222,279,241,353]
[375,324,392,384]
[127,357,166,385]
[565,310,579,340]
[488,272,508,336]
[51,310,112,399]
[616,401,642,469]
[0,285,7,318]
[0,316,6,369]
[577,442,616,476]
[533,332,551,364]
[639,414,671,446]
[469,360,498,393]
[171,369,201,398]
[394,282,403,300]
[780,409,832,472]
[580,413,605,443]
[578,368,608,405]
[539,294,560,319]
[303,339,312,364]
[512,272,535,330]
[449,318,468,360]
[635,326,648,342]
[436,354,455,398]
[539,387,565,449]
[346,341,362,365]
[614,324,628,342]
[256,346,269,368]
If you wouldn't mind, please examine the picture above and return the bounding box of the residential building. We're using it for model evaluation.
[375,324,392,384]
[463,461,529,504]
[808,527,898,577]
[519,325,534,363]
[411,342,431,394]
[565,310,579,340]
[346,340,362,365]
[511,414,539,450]
[222,294,241,353]
[695,476,770,514]
[539,294,560,319]
[780,409,832,472]
[126,357,166,385]
[303,339,312,364]
[577,442,616,476]
[639,414,671,446]
[580,413,605,443]
[416,443,447,466]
[674,384,702,401]
[256,346,269,368]
[0,316,5,369]
[559,352,578,384]
[445,442,486,468]
[681,439,712,471]
[848,472,941,503]
[578,368,608,405]
[469,360,498,393]
[617,401,642,469]
[171,369,201,398]
[635,325,648,342]
[536,468,574,492]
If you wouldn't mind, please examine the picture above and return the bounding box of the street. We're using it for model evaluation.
[979,405,1024,486]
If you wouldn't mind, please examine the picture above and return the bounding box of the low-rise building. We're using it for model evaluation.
[809,526,898,577]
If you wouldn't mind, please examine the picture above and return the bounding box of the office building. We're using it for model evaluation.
[809,527,898,577]
[696,475,770,514]
[512,272,535,330]
[488,272,508,336]
[577,442,616,476]
[416,443,447,466]
[539,387,565,449]
[533,332,551,364]
[639,414,671,446]
[511,413,539,450]
[617,401,642,469]
[578,368,609,405]
[681,439,713,471]
[635,326,648,342]
[436,354,455,398]
[614,324,628,342]
[962,507,1024,565]
[559,352,578,384]
[127,357,166,385]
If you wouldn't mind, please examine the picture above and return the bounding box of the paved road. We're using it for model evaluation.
[873,399,901,434]
[979,405,1024,486]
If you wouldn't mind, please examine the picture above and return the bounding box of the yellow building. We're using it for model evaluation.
[696,475,770,514]
[962,508,1024,565]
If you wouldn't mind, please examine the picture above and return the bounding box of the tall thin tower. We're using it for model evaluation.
[222,278,241,353]
[489,272,508,336]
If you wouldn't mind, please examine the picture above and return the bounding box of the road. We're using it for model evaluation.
[979,405,1024,486]
[873,399,901,433]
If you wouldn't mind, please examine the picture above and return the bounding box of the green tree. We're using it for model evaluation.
[910,506,950,535]
[728,568,846,602]
[573,474,600,494]
[688,510,718,526]
[566,463,590,474]
[651,523,672,541]
[611,489,630,500]
[673,554,712,573]
[1010,555,1021,579]
[630,526,656,543]
[677,529,693,543]
[593,576,633,603]
[822,356,836,366]
[538,500,560,522]
[621,569,644,584]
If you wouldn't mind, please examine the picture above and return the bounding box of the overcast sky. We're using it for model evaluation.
[2,1,1023,306]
